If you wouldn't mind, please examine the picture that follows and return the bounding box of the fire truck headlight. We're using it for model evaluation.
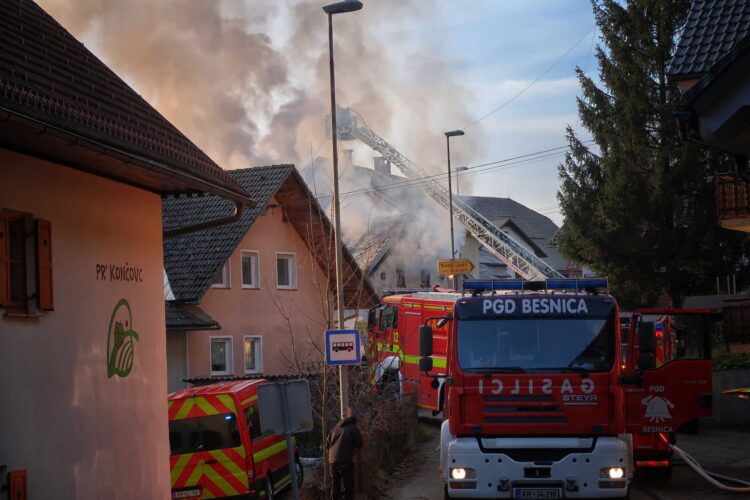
[601,467,624,479]
[450,468,475,480]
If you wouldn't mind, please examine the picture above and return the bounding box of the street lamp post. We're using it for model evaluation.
[445,130,464,290]
[323,0,363,422]
[455,166,469,196]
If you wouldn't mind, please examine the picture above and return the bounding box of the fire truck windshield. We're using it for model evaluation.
[457,313,616,373]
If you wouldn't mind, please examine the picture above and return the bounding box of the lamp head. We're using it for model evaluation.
[445,130,465,137]
[456,166,469,172]
[323,0,363,14]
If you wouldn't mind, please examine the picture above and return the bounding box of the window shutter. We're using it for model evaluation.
[0,214,8,305]
[35,219,54,310]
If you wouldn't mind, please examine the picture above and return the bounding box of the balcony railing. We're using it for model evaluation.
[716,176,750,232]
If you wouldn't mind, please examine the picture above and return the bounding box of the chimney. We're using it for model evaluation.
[373,157,391,175]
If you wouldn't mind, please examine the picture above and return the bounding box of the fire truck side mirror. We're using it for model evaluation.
[638,321,656,354]
[367,307,379,332]
[419,325,433,357]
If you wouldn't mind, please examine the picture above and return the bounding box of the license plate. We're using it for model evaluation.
[513,488,562,499]
[172,488,201,499]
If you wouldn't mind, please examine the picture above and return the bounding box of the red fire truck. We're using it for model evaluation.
[369,279,714,499]
[367,288,460,412]
[621,308,715,478]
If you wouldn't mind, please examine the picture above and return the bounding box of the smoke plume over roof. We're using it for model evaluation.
[39,0,478,180]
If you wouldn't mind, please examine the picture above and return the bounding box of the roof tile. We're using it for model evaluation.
[669,0,750,79]
[163,166,293,302]
[459,195,570,273]
[164,165,377,307]
[165,302,219,330]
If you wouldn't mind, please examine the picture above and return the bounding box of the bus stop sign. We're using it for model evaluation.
[325,329,361,365]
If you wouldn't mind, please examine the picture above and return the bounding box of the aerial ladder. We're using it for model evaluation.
[334,107,564,281]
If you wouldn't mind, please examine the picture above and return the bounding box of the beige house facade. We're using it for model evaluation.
[1,152,171,498]
[164,166,378,392]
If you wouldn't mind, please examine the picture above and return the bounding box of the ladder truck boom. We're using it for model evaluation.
[335,107,564,280]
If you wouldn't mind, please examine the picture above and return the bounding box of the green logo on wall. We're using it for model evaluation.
[107,298,140,379]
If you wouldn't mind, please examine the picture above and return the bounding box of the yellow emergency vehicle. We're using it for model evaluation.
[168,379,302,499]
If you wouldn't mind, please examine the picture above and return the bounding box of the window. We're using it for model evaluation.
[243,336,262,373]
[396,268,406,288]
[241,251,259,289]
[420,269,430,288]
[380,305,395,331]
[456,312,616,372]
[244,405,262,441]
[168,413,241,455]
[368,306,381,332]
[211,261,230,289]
[210,337,233,375]
[0,209,54,313]
[276,253,297,289]
[5,216,25,308]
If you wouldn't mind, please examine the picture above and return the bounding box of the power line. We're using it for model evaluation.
[314,148,578,202]
[463,23,596,130]
[462,142,592,170]
[312,140,594,202]
[319,146,580,204]
[320,151,561,201]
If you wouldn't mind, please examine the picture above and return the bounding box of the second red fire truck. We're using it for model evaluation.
[621,308,715,478]
[368,279,714,499]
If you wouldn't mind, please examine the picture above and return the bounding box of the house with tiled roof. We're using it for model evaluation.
[349,219,440,291]
[0,0,255,498]
[669,0,750,231]
[459,196,574,279]
[163,165,377,391]
[347,194,577,292]
[351,219,402,276]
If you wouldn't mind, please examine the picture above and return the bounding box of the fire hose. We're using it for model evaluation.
[658,433,750,493]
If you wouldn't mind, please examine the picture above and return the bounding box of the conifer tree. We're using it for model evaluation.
[557,0,747,307]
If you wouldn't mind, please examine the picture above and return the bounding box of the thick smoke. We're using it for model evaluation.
[40,0,290,168]
[40,0,479,271]
[40,1,476,168]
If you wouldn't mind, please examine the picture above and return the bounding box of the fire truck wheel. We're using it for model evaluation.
[637,465,673,480]
[295,457,304,488]
[679,418,699,435]
[264,477,274,500]
[652,465,673,480]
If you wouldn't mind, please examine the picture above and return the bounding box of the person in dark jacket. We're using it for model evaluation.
[326,408,364,500]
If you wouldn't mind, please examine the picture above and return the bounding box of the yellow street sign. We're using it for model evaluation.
[438,259,475,275]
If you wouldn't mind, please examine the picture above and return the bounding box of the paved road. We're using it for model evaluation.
[385,419,750,500]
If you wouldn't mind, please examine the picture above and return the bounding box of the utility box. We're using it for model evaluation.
[8,470,28,500]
